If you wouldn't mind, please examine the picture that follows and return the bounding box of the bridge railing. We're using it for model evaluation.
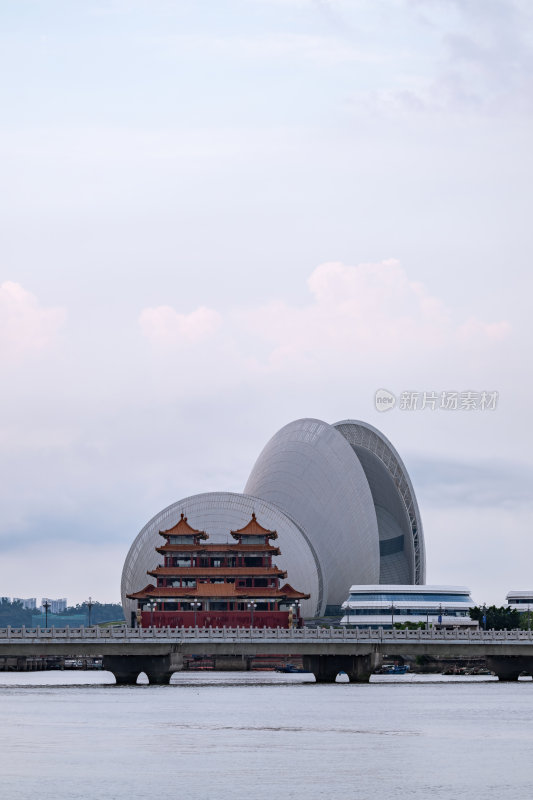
[0,625,532,641]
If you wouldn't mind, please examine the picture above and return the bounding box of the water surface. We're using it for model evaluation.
[0,671,531,800]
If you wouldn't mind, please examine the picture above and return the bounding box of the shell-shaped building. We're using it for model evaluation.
[121,418,425,620]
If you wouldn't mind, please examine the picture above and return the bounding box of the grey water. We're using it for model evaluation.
[1,671,532,800]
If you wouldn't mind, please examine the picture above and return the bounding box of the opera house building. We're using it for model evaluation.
[121,418,426,622]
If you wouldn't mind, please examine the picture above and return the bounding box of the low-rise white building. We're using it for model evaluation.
[506,591,533,614]
[340,585,477,629]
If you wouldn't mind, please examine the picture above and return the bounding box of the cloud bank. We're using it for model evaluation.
[0,282,66,361]
[138,259,510,373]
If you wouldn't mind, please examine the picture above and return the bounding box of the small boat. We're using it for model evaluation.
[377,663,409,675]
[275,663,310,673]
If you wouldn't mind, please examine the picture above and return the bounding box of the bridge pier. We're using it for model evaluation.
[103,653,184,685]
[303,653,381,683]
[212,655,252,671]
[486,656,533,682]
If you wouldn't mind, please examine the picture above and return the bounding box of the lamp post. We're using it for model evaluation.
[87,596,93,627]
[148,600,157,628]
[190,600,201,627]
[43,600,51,628]
[247,601,257,628]
[528,604,531,632]
[482,603,487,631]
[390,603,395,629]
[438,603,443,628]
[289,602,301,628]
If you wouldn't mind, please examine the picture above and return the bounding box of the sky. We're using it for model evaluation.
[1,0,532,607]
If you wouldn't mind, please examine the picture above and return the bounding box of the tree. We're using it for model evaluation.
[0,599,125,627]
[0,599,33,627]
[62,602,125,624]
[469,605,521,630]
[393,621,425,630]
[519,609,533,631]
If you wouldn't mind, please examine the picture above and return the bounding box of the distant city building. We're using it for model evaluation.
[122,418,426,620]
[127,512,309,628]
[41,598,67,614]
[506,591,533,612]
[14,598,37,610]
[340,585,477,629]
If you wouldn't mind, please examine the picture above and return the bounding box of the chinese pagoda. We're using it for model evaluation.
[127,512,310,628]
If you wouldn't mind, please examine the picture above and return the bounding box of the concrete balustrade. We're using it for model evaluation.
[2,626,532,641]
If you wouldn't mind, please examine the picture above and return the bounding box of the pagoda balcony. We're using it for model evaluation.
[157,543,280,554]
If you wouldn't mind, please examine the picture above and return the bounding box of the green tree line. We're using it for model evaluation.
[392,607,533,631]
[469,605,531,631]
[0,599,124,627]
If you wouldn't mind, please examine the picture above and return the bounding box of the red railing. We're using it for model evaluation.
[140,610,301,629]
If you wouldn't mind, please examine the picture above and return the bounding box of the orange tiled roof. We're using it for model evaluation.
[159,513,208,540]
[278,583,310,600]
[127,583,310,600]
[231,512,278,540]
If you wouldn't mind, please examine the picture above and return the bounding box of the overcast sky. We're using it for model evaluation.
[1,0,532,607]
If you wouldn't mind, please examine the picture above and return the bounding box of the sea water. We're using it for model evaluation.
[0,671,532,800]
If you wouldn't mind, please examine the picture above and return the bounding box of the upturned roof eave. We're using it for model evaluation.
[147,567,287,578]
[230,512,278,540]
[126,585,309,600]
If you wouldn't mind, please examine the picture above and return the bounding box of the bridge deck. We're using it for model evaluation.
[1,625,533,658]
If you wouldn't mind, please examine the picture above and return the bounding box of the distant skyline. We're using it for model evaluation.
[1,1,532,606]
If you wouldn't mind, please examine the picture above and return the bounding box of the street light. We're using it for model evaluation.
[247,601,257,627]
[289,600,302,628]
[438,603,443,628]
[190,600,201,627]
[147,600,157,627]
[482,603,487,631]
[390,603,395,629]
[86,596,93,627]
[291,601,302,628]
[43,600,51,628]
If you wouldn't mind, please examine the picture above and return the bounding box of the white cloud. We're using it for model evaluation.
[0,282,66,360]
[137,259,510,381]
[139,304,222,345]
[237,259,510,370]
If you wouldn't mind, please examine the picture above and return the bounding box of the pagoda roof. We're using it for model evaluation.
[278,582,310,600]
[230,512,278,540]
[148,566,287,578]
[156,542,280,554]
[127,583,310,600]
[159,513,208,540]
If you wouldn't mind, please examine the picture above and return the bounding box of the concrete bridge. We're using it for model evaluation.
[1,626,533,684]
